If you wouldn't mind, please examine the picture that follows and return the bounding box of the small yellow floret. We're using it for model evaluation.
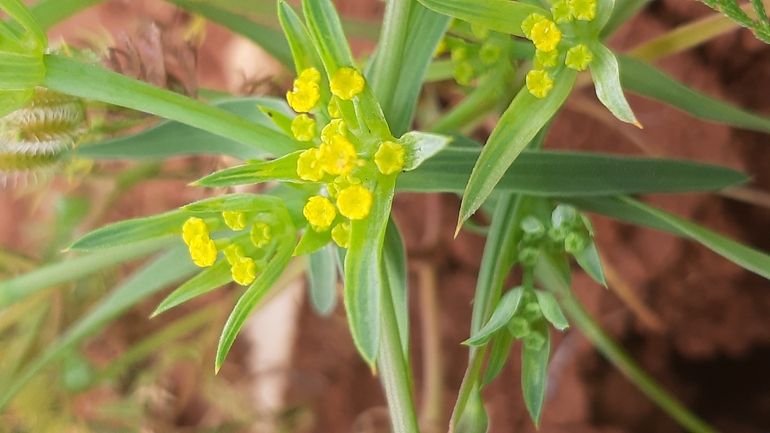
[231,256,257,286]
[570,0,597,20]
[189,235,217,267]
[526,69,555,99]
[223,211,247,231]
[321,118,347,142]
[336,184,373,220]
[304,196,337,230]
[183,217,209,245]
[551,0,573,23]
[223,243,246,265]
[299,67,321,84]
[331,222,351,248]
[328,98,342,118]
[530,19,562,52]
[565,44,593,71]
[521,13,547,40]
[291,114,317,141]
[287,79,320,113]
[297,148,325,181]
[534,49,559,69]
[374,141,405,175]
[317,135,357,176]
[330,67,365,100]
[250,221,272,248]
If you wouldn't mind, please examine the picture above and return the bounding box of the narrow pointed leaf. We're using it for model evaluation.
[184,193,285,213]
[521,321,551,426]
[534,290,569,330]
[466,287,524,346]
[152,260,233,317]
[69,210,193,251]
[294,228,332,256]
[258,106,294,136]
[588,42,640,126]
[302,0,356,73]
[458,70,577,228]
[383,218,409,356]
[1,0,46,44]
[194,151,304,188]
[482,329,514,386]
[618,55,770,133]
[573,241,607,286]
[278,0,327,73]
[308,245,338,316]
[417,0,546,37]
[400,131,453,171]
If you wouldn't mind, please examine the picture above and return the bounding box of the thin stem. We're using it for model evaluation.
[378,274,421,433]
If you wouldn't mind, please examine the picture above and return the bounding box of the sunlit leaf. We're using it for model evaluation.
[400,130,453,171]
[534,290,569,330]
[152,260,233,317]
[193,151,304,188]
[588,42,640,126]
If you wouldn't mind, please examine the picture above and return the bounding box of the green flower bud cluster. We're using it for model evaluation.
[517,204,595,267]
[505,288,549,350]
[439,20,515,86]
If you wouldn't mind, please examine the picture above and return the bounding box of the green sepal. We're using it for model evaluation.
[466,286,524,346]
[572,241,607,287]
[534,290,569,330]
[399,130,453,172]
[588,41,640,126]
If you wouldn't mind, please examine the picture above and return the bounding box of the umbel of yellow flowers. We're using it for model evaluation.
[520,0,598,99]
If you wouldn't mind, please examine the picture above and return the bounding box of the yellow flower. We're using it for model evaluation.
[291,114,317,141]
[189,235,217,267]
[299,67,321,84]
[250,221,272,248]
[526,69,555,99]
[374,141,405,175]
[231,256,257,286]
[321,118,347,142]
[565,44,593,71]
[330,67,365,100]
[317,134,358,176]
[287,75,320,113]
[570,0,597,21]
[297,148,325,181]
[331,222,351,248]
[521,13,547,40]
[223,243,245,265]
[336,184,373,220]
[551,0,573,23]
[223,211,247,231]
[534,49,559,69]
[303,195,337,230]
[328,98,342,118]
[182,217,209,245]
[530,19,562,52]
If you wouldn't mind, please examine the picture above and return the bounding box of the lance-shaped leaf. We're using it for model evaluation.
[69,210,197,251]
[482,329,514,385]
[184,193,286,213]
[399,130,453,171]
[152,259,233,317]
[466,286,525,346]
[383,218,409,357]
[588,41,640,127]
[417,0,546,37]
[458,69,578,230]
[534,290,569,330]
[258,106,294,137]
[194,151,304,188]
[278,0,326,73]
[572,241,607,286]
[521,321,551,426]
[1,0,47,45]
[344,175,397,366]
[308,245,338,317]
[593,0,616,33]
[294,227,332,256]
[301,0,356,73]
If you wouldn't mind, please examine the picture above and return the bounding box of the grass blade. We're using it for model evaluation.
[152,260,233,317]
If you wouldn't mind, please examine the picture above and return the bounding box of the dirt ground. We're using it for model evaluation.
[2,0,770,432]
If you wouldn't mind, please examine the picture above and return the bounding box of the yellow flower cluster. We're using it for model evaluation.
[303,183,372,247]
[287,68,321,113]
[223,211,247,231]
[522,14,561,53]
[183,217,217,267]
[296,119,360,181]
[330,67,365,100]
[374,141,405,175]
[224,244,257,286]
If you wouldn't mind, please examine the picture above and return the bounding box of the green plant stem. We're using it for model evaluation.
[536,259,718,433]
[367,0,412,119]
[378,274,421,433]
[42,55,301,157]
[30,0,108,30]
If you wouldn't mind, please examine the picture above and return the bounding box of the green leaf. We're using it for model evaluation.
[400,131,453,171]
[383,218,409,357]
[302,0,356,73]
[69,209,193,251]
[417,0,546,38]
[0,88,33,118]
[457,70,577,230]
[43,55,301,157]
[193,151,304,188]
[399,146,748,195]
[569,196,770,282]
[30,0,108,31]
[166,0,294,69]
[588,42,640,126]
[521,321,551,426]
[482,329,514,386]
[0,237,173,309]
[534,290,569,330]
[259,105,295,136]
[617,55,770,134]
[466,287,524,346]
[216,240,293,371]
[79,98,289,161]
[184,193,285,213]
[1,0,46,44]
[308,245,338,316]
[593,0,616,33]
[294,227,331,256]
[152,260,233,317]
[278,0,326,73]
[344,175,397,366]
[0,52,45,90]
[0,246,197,410]
[573,241,607,286]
